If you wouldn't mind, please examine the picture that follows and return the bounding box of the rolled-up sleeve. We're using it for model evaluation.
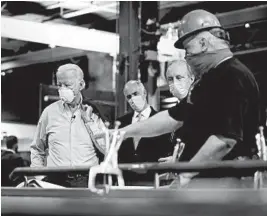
[30,110,48,167]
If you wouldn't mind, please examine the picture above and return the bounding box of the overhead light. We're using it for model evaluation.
[44,95,59,102]
[62,2,118,19]
[1,69,13,76]
[245,23,250,28]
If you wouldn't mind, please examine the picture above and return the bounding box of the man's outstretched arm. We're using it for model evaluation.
[190,135,237,162]
[121,110,182,139]
[179,135,237,185]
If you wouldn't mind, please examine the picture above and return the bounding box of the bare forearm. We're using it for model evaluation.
[122,110,182,138]
[190,135,237,162]
[180,135,237,180]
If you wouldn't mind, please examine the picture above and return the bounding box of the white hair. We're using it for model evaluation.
[57,64,84,80]
[166,59,194,78]
[123,80,147,96]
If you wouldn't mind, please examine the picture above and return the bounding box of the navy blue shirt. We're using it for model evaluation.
[168,58,260,162]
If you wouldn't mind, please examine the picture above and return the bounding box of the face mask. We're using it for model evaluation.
[58,87,75,103]
[185,48,233,77]
[131,95,146,112]
[169,82,189,100]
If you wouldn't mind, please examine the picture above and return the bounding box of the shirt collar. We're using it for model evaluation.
[134,106,151,119]
[1,148,15,154]
[215,56,233,68]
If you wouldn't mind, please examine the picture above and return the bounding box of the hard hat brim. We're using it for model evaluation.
[174,26,223,49]
[174,38,184,49]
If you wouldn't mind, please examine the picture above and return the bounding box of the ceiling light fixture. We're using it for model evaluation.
[245,23,250,28]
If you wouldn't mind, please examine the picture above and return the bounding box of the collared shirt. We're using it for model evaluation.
[30,100,106,167]
[132,106,151,149]
[215,56,233,68]
[132,106,152,124]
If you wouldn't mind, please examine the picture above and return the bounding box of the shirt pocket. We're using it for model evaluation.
[47,121,70,145]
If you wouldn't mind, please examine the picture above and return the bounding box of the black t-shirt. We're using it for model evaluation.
[168,58,260,162]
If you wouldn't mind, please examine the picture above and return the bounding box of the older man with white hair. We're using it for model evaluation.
[158,59,195,163]
[30,63,107,187]
[165,59,195,102]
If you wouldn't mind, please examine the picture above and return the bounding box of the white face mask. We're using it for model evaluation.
[169,82,189,100]
[58,87,75,103]
[130,95,146,112]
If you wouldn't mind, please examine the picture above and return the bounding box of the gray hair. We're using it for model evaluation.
[166,59,194,78]
[123,80,147,96]
[56,64,84,80]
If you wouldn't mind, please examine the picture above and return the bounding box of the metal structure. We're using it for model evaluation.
[116,1,140,117]
[2,5,267,216]
[254,126,267,188]
[2,188,267,216]
[5,124,267,215]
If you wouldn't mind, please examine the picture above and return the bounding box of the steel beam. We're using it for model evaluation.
[217,5,267,29]
[116,1,140,117]
[160,4,267,29]
[1,47,90,71]
[2,188,267,216]
[141,1,160,111]
[1,16,119,55]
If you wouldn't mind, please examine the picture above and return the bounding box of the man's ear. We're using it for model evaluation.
[143,90,147,98]
[190,75,195,84]
[80,80,85,90]
[199,37,209,52]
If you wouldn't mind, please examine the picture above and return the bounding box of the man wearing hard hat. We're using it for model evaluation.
[119,10,261,187]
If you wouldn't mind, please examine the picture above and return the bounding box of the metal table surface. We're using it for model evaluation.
[2,187,267,216]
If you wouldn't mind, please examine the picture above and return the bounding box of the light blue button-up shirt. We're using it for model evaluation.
[30,100,106,167]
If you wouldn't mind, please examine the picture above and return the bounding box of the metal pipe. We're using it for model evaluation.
[10,160,267,181]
